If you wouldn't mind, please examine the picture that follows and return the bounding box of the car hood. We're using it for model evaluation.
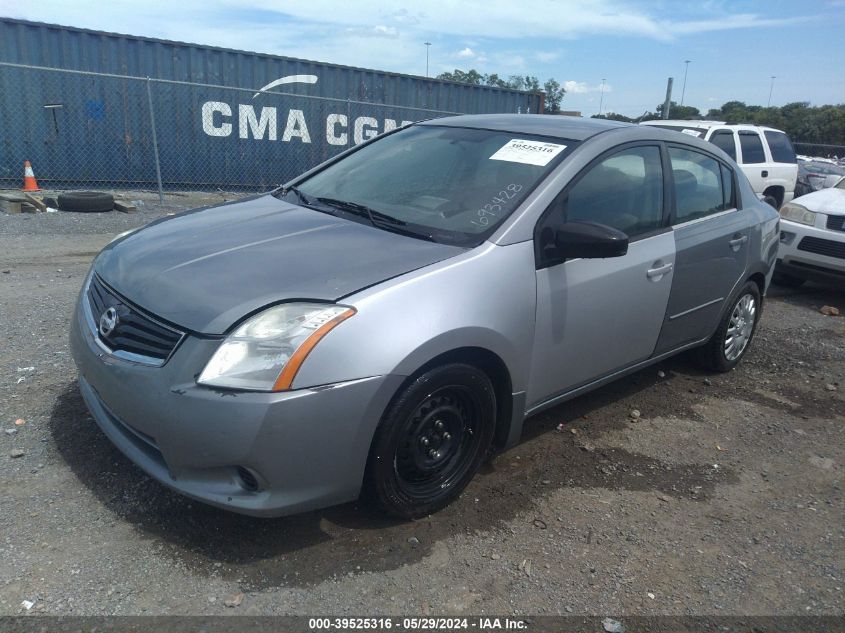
[793,187,845,216]
[94,195,465,334]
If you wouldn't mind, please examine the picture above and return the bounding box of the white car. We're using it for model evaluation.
[775,176,845,287]
[641,121,798,208]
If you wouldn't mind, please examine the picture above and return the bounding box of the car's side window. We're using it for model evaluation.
[720,163,736,210]
[709,130,736,161]
[669,146,733,224]
[550,145,664,237]
[764,130,797,164]
[738,131,766,164]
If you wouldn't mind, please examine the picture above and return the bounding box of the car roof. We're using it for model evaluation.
[641,119,786,134]
[418,114,631,141]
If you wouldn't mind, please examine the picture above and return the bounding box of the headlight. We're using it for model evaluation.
[779,203,817,226]
[197,303,355,391]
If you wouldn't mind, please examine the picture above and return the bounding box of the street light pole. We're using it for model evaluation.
[424,42,431,77]
[680,60,691,106]
[767,76,776,107]
[598,78,606,115]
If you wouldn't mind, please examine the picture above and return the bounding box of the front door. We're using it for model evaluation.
[528,144,675,409]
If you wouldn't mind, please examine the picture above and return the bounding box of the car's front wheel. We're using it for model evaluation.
[365,363,496,519]
[697,281,762,372]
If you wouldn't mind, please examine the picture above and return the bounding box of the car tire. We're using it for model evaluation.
[365,363,496,519]
[762,195,779,209]
[697,281,762,373]
[772,272,806,288]
[57,191,114,213]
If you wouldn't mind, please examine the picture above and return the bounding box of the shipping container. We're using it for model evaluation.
[0,18,544,190]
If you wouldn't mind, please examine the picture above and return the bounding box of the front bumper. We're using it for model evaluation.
[69,288,402,517]
[777,219,845,282]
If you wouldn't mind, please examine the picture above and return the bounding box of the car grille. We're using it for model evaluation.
[797,236,845,260]
[87,274,184,365]
[826,215,845,232]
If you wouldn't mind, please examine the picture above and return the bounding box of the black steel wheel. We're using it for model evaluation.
[365,363,496,519]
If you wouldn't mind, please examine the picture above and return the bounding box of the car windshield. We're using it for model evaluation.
[290,124,577,246]
[801,161,845,176]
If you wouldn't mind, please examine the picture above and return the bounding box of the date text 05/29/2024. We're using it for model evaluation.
[308,617,528,630]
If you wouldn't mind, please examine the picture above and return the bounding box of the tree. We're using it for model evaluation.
[435,68,566,113]
[506,75,541,92]
[592,112,635,123]
[483,73,508,88]
[435,69,484,85]
[649,100,701,120]
[543,79,566,114]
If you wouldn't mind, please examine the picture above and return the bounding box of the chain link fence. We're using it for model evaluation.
[0,62,464,198]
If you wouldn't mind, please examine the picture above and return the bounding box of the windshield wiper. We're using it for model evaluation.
[314,197,396,225]
[280,185,313,206]
[315,197,435,241]
[275,186,342,217]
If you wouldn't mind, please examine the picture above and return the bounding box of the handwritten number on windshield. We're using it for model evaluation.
[470,183,523,228]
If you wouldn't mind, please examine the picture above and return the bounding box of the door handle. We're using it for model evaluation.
[729,234,748,250]
[646,262,673,279]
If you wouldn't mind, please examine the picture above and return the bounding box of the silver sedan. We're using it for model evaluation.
[70,115,780,518]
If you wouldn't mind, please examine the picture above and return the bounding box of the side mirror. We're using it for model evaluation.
[553,221,629,260]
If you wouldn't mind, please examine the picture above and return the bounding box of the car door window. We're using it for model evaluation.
[764,130,797,164]
[669,147,731,223]
[738,131,766,164]
[720,163,736,209]
[550,146,664,237]
[709,130,736,161]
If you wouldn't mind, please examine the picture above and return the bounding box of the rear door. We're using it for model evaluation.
[654,145,750,354]
[737,130,769,196]
[763,130,799,203]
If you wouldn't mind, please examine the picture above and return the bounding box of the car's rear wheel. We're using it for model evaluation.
[772,272,806,288]
[763,195,779,209]
[365,363,495,519]
[697,281,761,372]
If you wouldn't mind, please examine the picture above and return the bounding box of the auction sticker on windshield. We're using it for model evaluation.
[489,139,567,166]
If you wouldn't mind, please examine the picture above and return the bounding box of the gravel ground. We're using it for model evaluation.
[1,198,843,617]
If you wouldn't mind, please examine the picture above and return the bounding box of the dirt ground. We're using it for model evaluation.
[1,195,843,617]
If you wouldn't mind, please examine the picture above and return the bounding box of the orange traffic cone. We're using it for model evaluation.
[22,160,40,192]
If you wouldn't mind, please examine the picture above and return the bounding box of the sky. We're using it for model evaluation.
[2,0,843,117]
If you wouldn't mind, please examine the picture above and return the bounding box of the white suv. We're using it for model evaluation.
[640,121,798,208]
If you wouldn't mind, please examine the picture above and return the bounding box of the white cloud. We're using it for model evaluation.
[345,24,398,38]
[3,0,814,85]
[6,0,812,49]
[535,52,560,63]
[564,80,611,94]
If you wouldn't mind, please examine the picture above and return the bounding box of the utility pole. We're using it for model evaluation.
[424,42,431,77]
[680,60,691,106]
[598,78,606,115]
[662,77,674,119]
[767,76,776,107]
